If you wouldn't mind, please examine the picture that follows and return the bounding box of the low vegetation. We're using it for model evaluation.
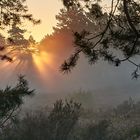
[1,93,140,140]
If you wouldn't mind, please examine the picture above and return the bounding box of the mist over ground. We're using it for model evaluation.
[0,31,140,109]
[23,58,140,109]
[0,4,140,110]
[1,55,139,110]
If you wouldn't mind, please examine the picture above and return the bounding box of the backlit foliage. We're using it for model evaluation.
[61,0,140,78]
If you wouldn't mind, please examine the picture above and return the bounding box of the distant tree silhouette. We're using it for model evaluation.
[0,0,40,28]
[53,7,95,33]
[0,0,40,62]
[68,90,95,109]
[0,26,39,63]
[28,35,36,46]
[39,5,101,67]
[84,120,109,140]
[2,98,140,140]
[8,25,28,46]
[0,0,37,130]
[0,76,34,129]
[0,100,81,140]
[60,0,140,78]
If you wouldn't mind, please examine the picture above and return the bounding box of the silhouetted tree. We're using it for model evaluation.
[0,0,40,61]
[0,100,81,140]
[0,0,40,28]
[0,76,34,129]
[60,0,140,78]
[47,100,81,140]
[39,4,103,68]
[84,120,109,140]
[7,26,38,54]
[2,98,140,140]
[0,26,38,63]
[7,24,29,49]
[68,90,95,109]
[28,35,36,46]
[54,6,95,33]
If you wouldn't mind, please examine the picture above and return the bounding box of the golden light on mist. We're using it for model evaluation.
[32,51,52,75]
[0,43,54,81]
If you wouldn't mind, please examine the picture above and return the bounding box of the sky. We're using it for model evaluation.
[26,0,110,41]
[26,0,63,41]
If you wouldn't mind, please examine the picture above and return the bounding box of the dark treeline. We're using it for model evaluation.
[0,77,140,140]
[1,91,140,140]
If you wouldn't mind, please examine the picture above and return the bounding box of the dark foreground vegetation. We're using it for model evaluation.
[0,78,140,140]
[1,89,140,140]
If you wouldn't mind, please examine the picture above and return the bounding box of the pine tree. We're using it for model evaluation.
[60,0,140,78]
[0,76,34,129]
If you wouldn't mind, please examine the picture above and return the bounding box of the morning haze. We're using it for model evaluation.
[0,0,140,139]
[0,0,140,107]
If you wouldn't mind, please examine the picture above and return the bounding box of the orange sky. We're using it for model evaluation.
[25,0,110,42]
[26,0,63,41]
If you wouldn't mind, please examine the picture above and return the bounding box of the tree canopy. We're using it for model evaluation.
[0,0,40,62]
[0,76,34,129]
[0,1,38,129]
[0,0,40,28]
[60,0,140,78]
